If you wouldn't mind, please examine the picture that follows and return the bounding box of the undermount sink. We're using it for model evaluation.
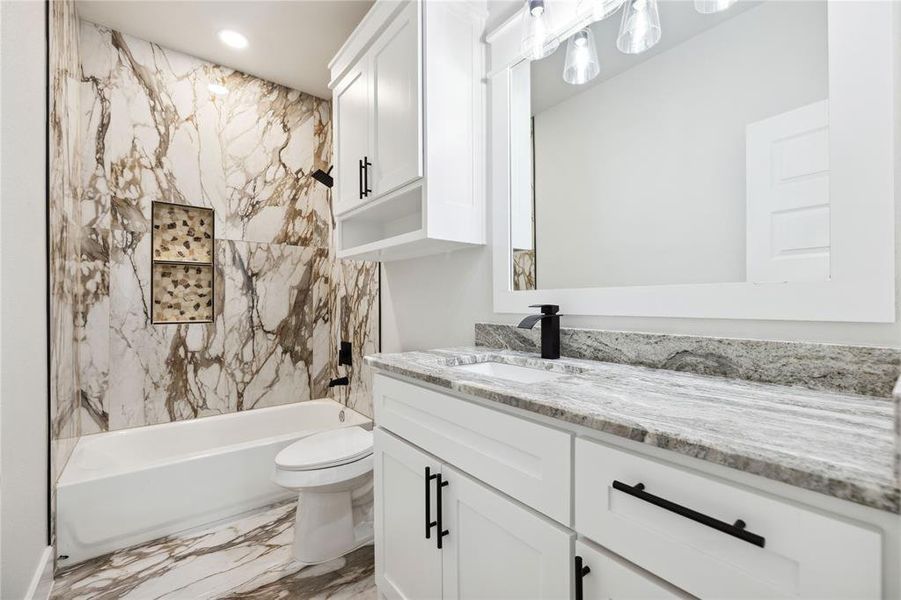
[452,361,565,384]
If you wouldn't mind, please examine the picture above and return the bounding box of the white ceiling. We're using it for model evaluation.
[76,0,374,99]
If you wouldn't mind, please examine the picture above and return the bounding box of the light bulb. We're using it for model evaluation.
[694,0,736,14]
[217,29,248,49]
[521,0,559,60]
[563,28,600,85]
[616,0,661,54]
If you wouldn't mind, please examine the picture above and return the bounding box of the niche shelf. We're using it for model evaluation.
[151,201,215,324]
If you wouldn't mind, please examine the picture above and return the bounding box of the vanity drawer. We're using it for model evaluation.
[575,539,690,599]
[575,438,881,599]
[373,374,572,524]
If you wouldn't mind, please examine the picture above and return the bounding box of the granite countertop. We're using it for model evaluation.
[365,347,899,513]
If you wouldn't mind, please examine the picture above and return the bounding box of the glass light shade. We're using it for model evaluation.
[521,0,559,60]
[616,0,661,54]
[578,0,627,23]
[563,28,600,85]
[694,0,736,13]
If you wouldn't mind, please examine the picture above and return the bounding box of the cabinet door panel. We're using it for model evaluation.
[370,0,422,196]
[334,62,369,215]
[576,540,689,600]
[441,465,572,600]
[374,429,442,600]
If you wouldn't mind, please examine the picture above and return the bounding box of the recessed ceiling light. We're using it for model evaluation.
[217,29,248,49]
[208,83,229,96]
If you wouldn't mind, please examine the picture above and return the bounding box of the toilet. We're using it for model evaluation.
[273,425,374,565]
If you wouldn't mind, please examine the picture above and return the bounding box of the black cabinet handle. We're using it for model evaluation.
[363,156,372,195]
[425,467,438,539]
[435,473,449,549]
[612,480,766,548]
[574,555,590,600]
[358,159,364,199]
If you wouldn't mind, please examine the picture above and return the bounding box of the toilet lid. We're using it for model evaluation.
[276,426,373,471]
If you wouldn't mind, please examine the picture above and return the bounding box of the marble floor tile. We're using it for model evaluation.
[51,500,375,600]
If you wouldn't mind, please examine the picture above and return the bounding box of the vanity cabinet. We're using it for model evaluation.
[329,0,486,261]
[373,373,887,600]
[374,428,572,600]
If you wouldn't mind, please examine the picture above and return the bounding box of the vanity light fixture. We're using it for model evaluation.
[616,0,661,54]
[217,29,248,49]
[207,82,229,96]
[563,28,600,85]
[579,0,627,23]
[521,0,559,60]
[694,0,736,14]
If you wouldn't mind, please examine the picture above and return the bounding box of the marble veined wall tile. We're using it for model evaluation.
[77,20,380,435]
[77,227,110,433]
[79,23,332,248]
[512,249,536,291]
[50,0,83,489]
[331,260,380,418]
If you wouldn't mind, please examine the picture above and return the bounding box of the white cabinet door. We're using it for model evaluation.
[575,540,688,600]
[334,61,370,216]
[370,0,422,197]
[375,429,443,600]
[440,465,572,600]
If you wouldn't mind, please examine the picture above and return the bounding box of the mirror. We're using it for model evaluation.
[511,0,830,291]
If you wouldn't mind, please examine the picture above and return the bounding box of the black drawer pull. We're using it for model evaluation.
[425,466,438,539]
[574,555,590,600]
[611,480,765,548]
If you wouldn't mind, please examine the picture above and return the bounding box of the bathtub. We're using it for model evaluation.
[57,399,370,566]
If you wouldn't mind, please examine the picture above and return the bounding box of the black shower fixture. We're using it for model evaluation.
[312,166,334,189]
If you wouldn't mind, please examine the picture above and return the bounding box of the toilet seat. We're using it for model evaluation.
[275,426,373,472]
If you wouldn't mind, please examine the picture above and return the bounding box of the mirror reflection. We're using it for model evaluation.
[511,0,829,291]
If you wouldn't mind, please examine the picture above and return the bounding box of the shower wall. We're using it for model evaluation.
[75,21,379,433]
[50,0,83,486]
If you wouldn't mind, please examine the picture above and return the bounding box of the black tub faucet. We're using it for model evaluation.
[517,304,562,359]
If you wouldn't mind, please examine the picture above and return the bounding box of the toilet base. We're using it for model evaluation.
[292,484,373,565]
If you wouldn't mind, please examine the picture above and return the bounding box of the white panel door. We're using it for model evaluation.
[374,429,443,600]
[370,0,422,197]
[440,465,572,600]
[334,62,370,216]
[746,100,830,283]
[575,540,688,600]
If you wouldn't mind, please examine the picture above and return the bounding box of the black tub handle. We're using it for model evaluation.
[612,480,765,548]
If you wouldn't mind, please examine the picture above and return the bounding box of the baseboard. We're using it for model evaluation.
[24,546,53,600]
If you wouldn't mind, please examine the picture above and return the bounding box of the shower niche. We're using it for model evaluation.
[151,201,215,324]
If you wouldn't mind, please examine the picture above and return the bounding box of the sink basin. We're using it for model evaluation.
[452,362,564,384]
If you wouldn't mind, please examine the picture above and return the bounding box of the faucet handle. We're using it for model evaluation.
[529,304,560,315]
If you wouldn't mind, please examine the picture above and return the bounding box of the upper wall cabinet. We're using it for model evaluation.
[330,0,487,261]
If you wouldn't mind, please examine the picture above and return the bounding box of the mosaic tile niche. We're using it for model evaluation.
[152,202,215,323]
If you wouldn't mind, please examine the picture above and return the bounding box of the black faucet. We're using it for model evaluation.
[517,304,562,359]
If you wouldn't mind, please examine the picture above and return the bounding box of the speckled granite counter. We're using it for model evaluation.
[365,348,900,513]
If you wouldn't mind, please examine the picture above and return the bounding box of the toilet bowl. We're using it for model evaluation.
[272,425,374,565]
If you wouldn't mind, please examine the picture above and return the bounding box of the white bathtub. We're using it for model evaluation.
[57,399,370,566]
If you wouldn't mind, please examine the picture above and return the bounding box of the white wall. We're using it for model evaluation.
[532,1,827,289]
[381,0,899,352]
[0,1,52,598]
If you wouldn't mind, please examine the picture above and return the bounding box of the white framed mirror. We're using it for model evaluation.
[489,0,896,322]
